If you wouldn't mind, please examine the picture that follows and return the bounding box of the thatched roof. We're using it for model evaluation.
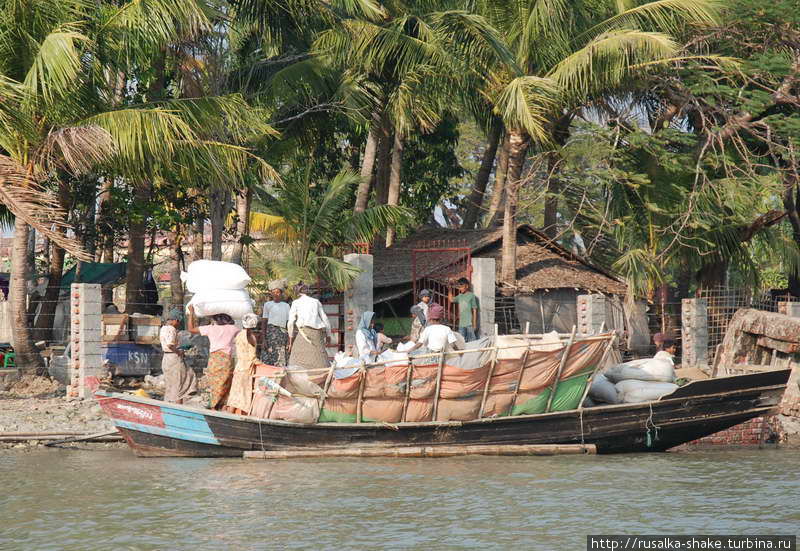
[373,224,626,298]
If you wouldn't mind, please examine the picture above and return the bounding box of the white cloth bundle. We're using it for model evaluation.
[615,380,678,403]
[180,260,251,293]
[186,289,254,319]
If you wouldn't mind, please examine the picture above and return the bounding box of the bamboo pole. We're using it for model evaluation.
[356,363,366,423]
[316,363,336,421]
[545,325,577,413]
[432,348,446,422]
[243,443,597,460]
[401,361,413,422]
[478,324,499,418]
[577,334,617,412]
[507,322,532,416]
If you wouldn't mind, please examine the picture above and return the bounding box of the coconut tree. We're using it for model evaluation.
[478,0,722,285]
[255,169,411,290]
[0,0,276,361]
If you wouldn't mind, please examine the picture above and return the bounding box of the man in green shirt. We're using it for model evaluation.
[451,277,478,342]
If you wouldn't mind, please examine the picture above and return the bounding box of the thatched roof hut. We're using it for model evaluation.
[372,225,629,334]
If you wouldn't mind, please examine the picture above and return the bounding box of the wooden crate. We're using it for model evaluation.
[130,315,161,345]
[102,314,130,342]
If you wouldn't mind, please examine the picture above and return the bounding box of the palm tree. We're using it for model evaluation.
[254,169,411,290]
[0,0,275,361]
[477,0,721,285]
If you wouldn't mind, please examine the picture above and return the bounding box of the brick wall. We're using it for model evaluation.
[675,416,783,449]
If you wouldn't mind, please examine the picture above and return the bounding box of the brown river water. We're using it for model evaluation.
[1,448,798,550]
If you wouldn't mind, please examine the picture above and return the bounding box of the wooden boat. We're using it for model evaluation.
[95,369,789,457]
[95,325,793,457]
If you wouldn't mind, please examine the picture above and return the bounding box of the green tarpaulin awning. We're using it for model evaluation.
[60,262,127,290]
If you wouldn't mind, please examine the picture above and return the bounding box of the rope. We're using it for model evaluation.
[579,408,586,448]
[644,402,660,448]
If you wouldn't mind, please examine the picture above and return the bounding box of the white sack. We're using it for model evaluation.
[187,288,254,319]
[378,349,408,368]
[181,260,251,293]
[604,351,675,384]
[615,380,678,403]
[588,373,620,404]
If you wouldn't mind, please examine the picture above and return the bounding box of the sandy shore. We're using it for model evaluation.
[0,374,123,451]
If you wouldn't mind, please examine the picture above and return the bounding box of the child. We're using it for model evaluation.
[374,322,393,352]
[450,277,478,342]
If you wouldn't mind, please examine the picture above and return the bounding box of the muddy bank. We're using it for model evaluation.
[0,374,123,451]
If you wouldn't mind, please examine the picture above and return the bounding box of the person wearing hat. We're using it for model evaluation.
[159,308,197,404]
[409,303,461,353]
[261,280,291,366]
[409,289,433,341]
[225,313,261,415]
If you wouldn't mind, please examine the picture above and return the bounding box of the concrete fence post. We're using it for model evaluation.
[777,301,800,318]
[682,298,708,368]
[470,257,495,337]
[343,254,373,357]
[68,283,103,399]
[577,294,607,335]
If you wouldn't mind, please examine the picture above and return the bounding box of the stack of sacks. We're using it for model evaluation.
[182,260,254,319]
[602,351,678,403]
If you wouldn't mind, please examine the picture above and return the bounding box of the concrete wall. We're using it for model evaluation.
[470,257,495,337]
[344,254,373,357]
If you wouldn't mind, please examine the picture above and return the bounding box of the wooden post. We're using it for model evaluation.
[545,325,577,413]
[401,362,413,422]
[432,349,445,421]
[507,322,532,416]
[356,363,366,423]
[478,324,499,418]
[577,334,616,411]
[243,443,597,460]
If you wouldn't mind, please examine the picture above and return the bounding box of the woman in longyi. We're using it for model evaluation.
[225,313,260,415]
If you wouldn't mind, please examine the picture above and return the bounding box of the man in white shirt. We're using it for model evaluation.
[261,281,291,366]
[409,303,461,353]
[287,283,332,371]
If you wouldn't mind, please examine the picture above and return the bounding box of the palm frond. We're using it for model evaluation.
[22,29,88,105]
[494,76,558,143]
[0,155,91,260]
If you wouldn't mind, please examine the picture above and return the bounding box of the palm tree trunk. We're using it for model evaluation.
[125,184,149,312]
[33,238,65,342]
[210,190,231,261]
[230,188,252,265]
[97,178,115,262]
[500,130,530,286]
[374,120,394,205]
[9,218,39,368]
[486,133,510,227]
[191,212,205,261]
[355,117,381,213]
[542,152,561,239]
[385,133,404,247]
[169,229,185,309]
[462,124,501,229]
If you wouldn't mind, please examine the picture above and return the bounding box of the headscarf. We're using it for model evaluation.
[242,313,259,329]
[418,289,432,298]
[293,282,309,296]
[428,303,444,321]
[165,307,184,323]
[268,278,287,291]
[357,311,377,349]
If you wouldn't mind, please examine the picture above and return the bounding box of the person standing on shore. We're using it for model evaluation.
[187,306,240,409]
[450,278,478,342]
[159,309,197,404]
[287,283,331,372]
[261,280,290,366]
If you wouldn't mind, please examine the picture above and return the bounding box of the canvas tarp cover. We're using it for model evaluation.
[60,262,127,290]
[309,335,610,423]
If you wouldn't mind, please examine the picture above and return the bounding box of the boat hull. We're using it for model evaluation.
[97,370,790,457]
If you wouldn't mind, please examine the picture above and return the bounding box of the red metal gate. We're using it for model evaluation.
[411,240,472,326]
